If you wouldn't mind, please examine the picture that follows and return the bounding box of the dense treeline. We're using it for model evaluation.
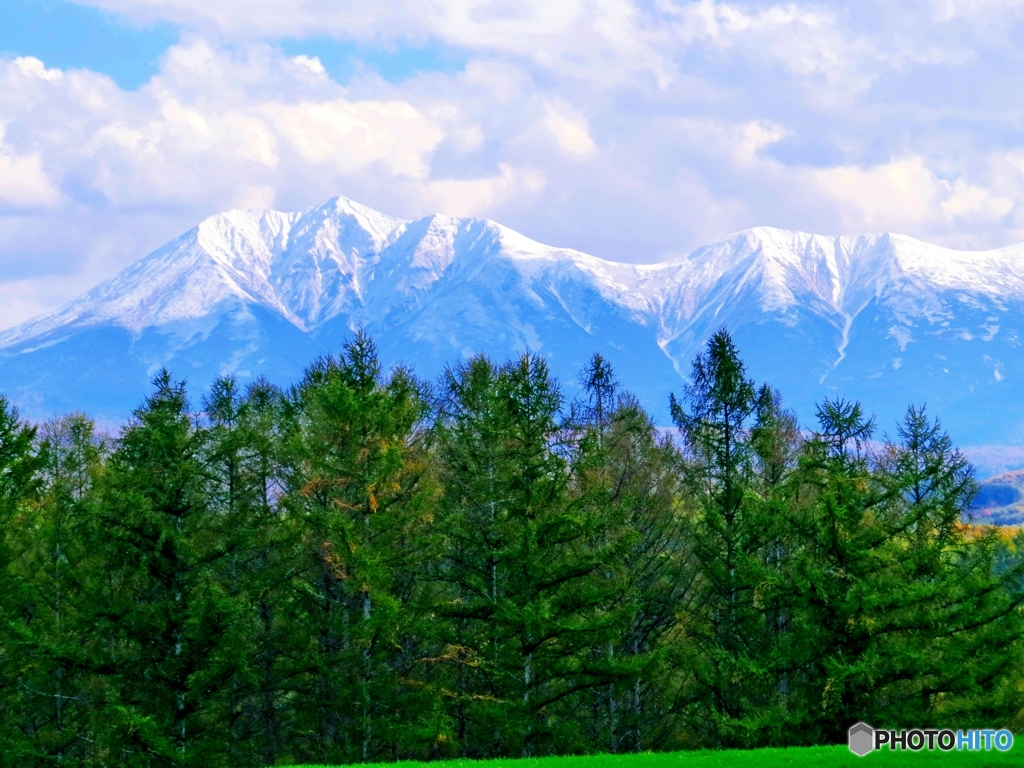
[0,329,1022,767]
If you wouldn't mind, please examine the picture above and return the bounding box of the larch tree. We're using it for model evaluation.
[88,371,237,767]
[283,332,436,764]
[9,415,107,766]
[669,329,790,746]
[433,353,635,757]
[0,397,42,763]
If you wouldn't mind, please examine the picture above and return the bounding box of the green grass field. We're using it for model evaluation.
[286,743,1020,768]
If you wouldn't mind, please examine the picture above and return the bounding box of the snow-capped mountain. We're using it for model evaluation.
[3,196,1024,447]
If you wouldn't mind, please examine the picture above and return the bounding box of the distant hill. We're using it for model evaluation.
[3,196,1024,447]
[970,470,1024,526]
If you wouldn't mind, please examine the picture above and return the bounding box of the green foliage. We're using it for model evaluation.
[0,332,1022,765]
[0,398,44,764]
[669,330,797,747]
[430,354,641,756]
[772,401,1024,744]
[12,415,107,765]
[282,332,438,763]
[88,370,243,766]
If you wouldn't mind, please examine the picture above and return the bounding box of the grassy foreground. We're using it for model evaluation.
[285,743,1020,768]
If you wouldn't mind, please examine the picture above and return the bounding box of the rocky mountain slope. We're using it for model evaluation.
[3,196,1024,447]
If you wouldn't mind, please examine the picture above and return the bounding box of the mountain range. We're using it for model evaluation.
[2,195,1024,452]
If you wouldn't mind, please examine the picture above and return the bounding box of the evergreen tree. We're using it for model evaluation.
[780,401,1024,742]
[0,330,1022,761]
[283,332,436,763]
[433,353,634,757]
[772,397,880,742]
[589,402,695,751]
[7,415,107,766]
[88,371,237,766]
[200,377,298,766]
[0,397,42,764]
[669,329,787,745]
[570,355,696,752]
[877,405,1021,725]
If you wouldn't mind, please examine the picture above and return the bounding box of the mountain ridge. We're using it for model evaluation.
[3,196,1024,450]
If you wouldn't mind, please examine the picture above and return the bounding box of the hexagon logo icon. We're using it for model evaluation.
[848,722,874,756]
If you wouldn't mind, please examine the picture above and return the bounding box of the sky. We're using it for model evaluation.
[3,0,1024,330]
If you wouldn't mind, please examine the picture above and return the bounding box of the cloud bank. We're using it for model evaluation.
[3,0,1024,329]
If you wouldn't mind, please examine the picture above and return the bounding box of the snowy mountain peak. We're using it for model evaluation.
[4,197,1024,448]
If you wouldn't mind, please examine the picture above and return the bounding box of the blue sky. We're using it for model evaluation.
[0,0,468,88]
[3,0,1024,328]
[0,0,177,88]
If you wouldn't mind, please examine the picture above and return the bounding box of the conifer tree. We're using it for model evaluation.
[878,405,1024,725]
[88,371,237,766]
[771,397,880,742]
[201,377,298,766]
[1,331,1023,761]
[779,400,1024,742]
[572,355,695,752]
[7,415,107,766]
[433,353,634,757]
[283,332,436,763]
[593,405,694,750]
[669,330,791,745]
[0,397,42,762]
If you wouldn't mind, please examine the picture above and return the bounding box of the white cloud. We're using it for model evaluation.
[670,117,790,167]
[6,0,1024,329]
[941,178,1014,222]
[266,99,444,177]
[794,155,1023,237]
[421,163,547,217]
[57,0,1003,90]
[808,158,944,230]
[0,40,467,212]
[233,184,277,210]
[13,56,63,83]
[931,0,1024,20]
[0,146,61,209]
[543,105,598,158]
[70,0,672,85]
[633,114,1024,239]
[292,55,326,75]
[0,110,61,210]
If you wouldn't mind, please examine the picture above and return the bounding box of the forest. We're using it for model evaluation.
[0,328,1022,767]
